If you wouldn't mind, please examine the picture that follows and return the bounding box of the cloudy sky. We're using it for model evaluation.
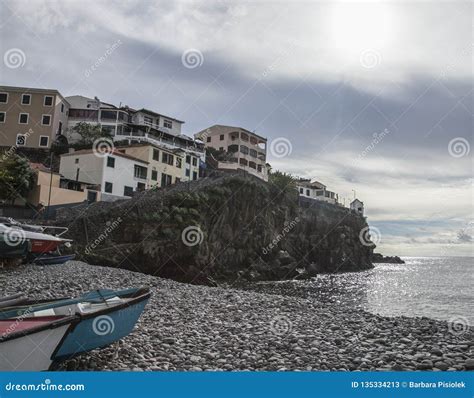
[1,0,472,256]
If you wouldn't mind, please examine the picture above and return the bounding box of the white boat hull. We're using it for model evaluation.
[0,324,70,371]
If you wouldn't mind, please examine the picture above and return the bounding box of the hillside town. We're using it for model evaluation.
[0,85,363,218]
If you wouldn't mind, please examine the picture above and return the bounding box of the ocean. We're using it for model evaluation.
[303,256,473,325]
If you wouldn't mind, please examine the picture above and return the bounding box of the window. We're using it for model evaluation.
[18,113,28,124]
[175,177,181,184]
[123,186,133,197]
[299,188,303,194]
[58,121,63,135]
[257,164,262,172]
[249,149,257,158]
[144,115,153,125]
[107,156,115,168]
[161,173,172,187]
[239,158,248,166]
[162,152,174,165]
[101,110,117,120]
[75,158,79,164]
[151,170,158,181]
[185,155,191,164]
[219,147,224,151]
[0,93,8,103]
[21,94,31,105]
[192,171,197,180]
[39,136,49,147]
[104,182,113,193]
[134,165,147,179]
[241,132,249,141]
[206,136,211,143]
[44,96,53,106]
[249,161,256,169]
[306,189,310,196]
[61,103,64,113]
[176,158,182,168]
[152,149,159,161]
[192,157,197,166]
[228,144,238,153]
[69,109,98,120]
[41,114,51,125]
[16,134,26,146]
[137,182,146,191]
[220,134,224,141]
[0,112,5,123]
[185,168,190,177]
[164,119,172,129]
[316,191,324,196]
[240,145,249,155]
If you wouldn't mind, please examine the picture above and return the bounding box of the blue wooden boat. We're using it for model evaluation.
[32,253,76,265]
[0,287,151,362]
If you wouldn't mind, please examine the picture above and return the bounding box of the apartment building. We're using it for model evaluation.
[118,143,201,187]
[66,95,205,178]
[0,86,69,149]
[194,125,268,181]
[59,149,149,201]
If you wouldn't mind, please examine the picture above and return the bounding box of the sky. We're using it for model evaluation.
[0,0,472,256]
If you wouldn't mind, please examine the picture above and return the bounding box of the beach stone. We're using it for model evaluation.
[464,359,474,370]
[434,362,449,371]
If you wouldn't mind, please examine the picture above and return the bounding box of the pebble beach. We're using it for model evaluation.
[1,261,472,371]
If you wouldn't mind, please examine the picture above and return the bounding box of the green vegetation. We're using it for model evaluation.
[268,170,297,197]
[0,154,36,204]
[71,122,112,147]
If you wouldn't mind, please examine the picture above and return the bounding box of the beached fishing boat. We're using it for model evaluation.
[0,218,73,265]
[0,315,78,371]
[0,287,151,362]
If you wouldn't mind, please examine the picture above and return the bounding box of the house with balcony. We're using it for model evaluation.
[0,85,70,149]
[297,179,338,205]
[59,148,149,201]
[194,125,268,181]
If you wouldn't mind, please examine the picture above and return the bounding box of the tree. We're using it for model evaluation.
[0,154,36,204]
[268,170,297,196]
[71,122,112,147]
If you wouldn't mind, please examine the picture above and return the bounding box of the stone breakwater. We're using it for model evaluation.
[0,261,472,371]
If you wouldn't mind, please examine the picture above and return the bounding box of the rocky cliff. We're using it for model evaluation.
[57,172,374,284]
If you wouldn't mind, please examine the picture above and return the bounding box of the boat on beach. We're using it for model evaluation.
[0,218,74,265]
[0,315,78,371]
[0,287,151,363]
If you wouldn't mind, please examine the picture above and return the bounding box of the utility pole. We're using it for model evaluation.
[47,151,53,219]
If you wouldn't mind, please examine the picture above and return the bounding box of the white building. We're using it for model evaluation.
[59,149,149,201]
[297,180,338,204]
[350,199,364,216]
